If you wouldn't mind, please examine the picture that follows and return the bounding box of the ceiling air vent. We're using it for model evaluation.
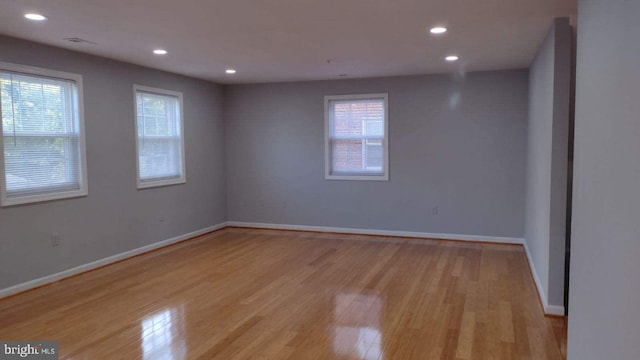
[63,37,97,45]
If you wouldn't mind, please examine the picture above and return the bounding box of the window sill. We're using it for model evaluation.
[1,188,88,207]
[325,174,389,181]
[137,177,186,189]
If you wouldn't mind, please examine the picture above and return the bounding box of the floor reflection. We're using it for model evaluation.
[333,293,384,360]
[141,307,186,360]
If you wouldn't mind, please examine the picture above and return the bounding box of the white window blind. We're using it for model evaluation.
[325,94,389,180]
[0,64,87,206]
[134,86,185,188]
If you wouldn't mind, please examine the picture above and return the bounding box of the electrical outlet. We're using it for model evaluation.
[432,206,439,215]
[51,235,61,247]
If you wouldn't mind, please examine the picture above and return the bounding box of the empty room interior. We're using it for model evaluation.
[0,0,638,359]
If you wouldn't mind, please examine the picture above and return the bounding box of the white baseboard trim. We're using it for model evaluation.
[545,305,565,316]
[226,221,524,245]
[0,222,227,299]
[523,242,565,316]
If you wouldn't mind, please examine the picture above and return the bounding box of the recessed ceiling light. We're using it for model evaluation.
[225,69,237,74]
[153,49,168,55]
[445,55,459,62]
[25,13,47,21]
[430,27,447,34]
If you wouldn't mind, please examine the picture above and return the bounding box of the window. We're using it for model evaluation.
[0,62,87,206]
[134,85,185,188]
[325,93,389,180]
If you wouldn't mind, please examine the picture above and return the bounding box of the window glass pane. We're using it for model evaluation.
[138,92,178,137]
[331,100,384,138]
[3,136,79,193]
[138,138,182,181]
[331,139,364,173]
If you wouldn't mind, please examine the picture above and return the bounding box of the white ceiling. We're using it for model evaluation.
[0,0,576,84]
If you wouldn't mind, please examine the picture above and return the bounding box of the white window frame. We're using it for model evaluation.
[324,93,389,181]
[0,62,88,206]
[133,85,186,189]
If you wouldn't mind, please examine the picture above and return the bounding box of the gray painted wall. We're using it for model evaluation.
[225,70,528,238]
[0,36,227,290]
[525,18,572,310]
[568,0,640,358]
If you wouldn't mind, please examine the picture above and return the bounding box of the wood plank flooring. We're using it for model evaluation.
[0,228,566,359]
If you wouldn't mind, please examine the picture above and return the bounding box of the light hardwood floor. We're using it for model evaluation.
[0,228,566,359]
